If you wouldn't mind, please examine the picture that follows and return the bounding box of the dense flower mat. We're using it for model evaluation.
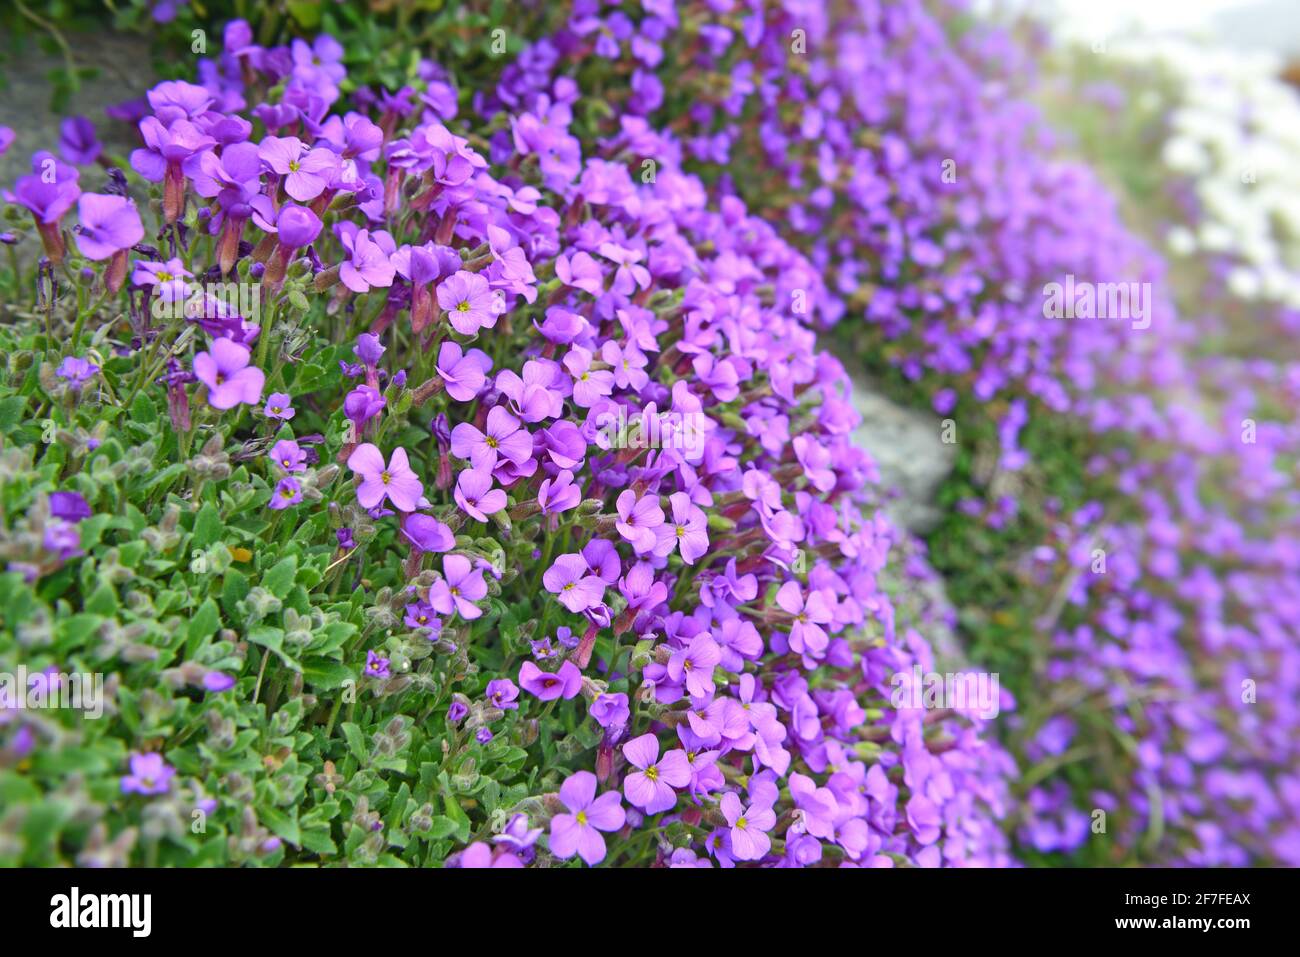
[0,0,1295,867]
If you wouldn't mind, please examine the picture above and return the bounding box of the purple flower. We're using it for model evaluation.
[538,469,581,515]
[269,439,306,473]
[4,151,80,224]
[43,519,82,559]
[654,491,709,565]
[49,491,92,522]
[543,553,606,613]
[252,199,324,251]
[555,250,604,296]
[0,126,14,156]
[258,135,339,201]
[454,468,507,522]
[486,678,520,712]
[60,116,102,165]
[194,338,265,410]
[451,406,532,471]
[202,671,236,693]
[121,752,175,795]
[56,356,99,389]
[436,270,496,335]
[336,528,356,549]
[615,490,664,554]
[146,80,213,124]
[132,258,193,302]
[590,692,629,729]
[74,193,144,261]
[453,842,522,868]
[292,36,346,88]
[667,635,722,698]
[264,392,295,421]
[428,554,487,620]
[404,599,439,631]
[354,333,385,368]
[622,733,691,814]
[347,443,424,513]
[436,341,494,402]
[518,660,582,701]
[337,224,396,293]
[400,513,454,554]
[548,771,625,866]
[269,477,303,510]
[720,791,776,861]
[564,347,614,408]
[788,772,838,841]
[494,813,543,853]
[364,650,390,679]
[344,385,386,429]
[496,360,565,423]
[775,581,834,661]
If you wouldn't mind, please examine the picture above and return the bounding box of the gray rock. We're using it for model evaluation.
[0,29,156,223]
[848,375,955,535]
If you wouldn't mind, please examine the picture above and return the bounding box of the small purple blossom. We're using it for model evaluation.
[264,392,295,420]
[364,650,390,679]
[548,771,625,866]
[121,752,175,795]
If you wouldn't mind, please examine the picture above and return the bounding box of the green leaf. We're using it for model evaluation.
[248,626,299,669]
[0,395,28,434]
[301,659,353,690]
[192,501,223,549]
[262,556,298,599]
[258,805,301,846]
[130,391,158,425]
[287,1,323,30]
[186,598,221,656]
[340,722,368,764]
[220,569,249,617]
[424,816,458,840]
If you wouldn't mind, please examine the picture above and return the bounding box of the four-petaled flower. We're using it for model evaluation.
[720,791,776,861]
[194,338,266,410]
[621,733,691,814]
[548,771,625,866]
[347,443,424,513]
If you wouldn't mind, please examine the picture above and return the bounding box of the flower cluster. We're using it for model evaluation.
[0,11,1013,867]
[515,0,1300,864]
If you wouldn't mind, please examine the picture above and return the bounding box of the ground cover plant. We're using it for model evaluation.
[1,0,1296,868]
[0,5,1015,867]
